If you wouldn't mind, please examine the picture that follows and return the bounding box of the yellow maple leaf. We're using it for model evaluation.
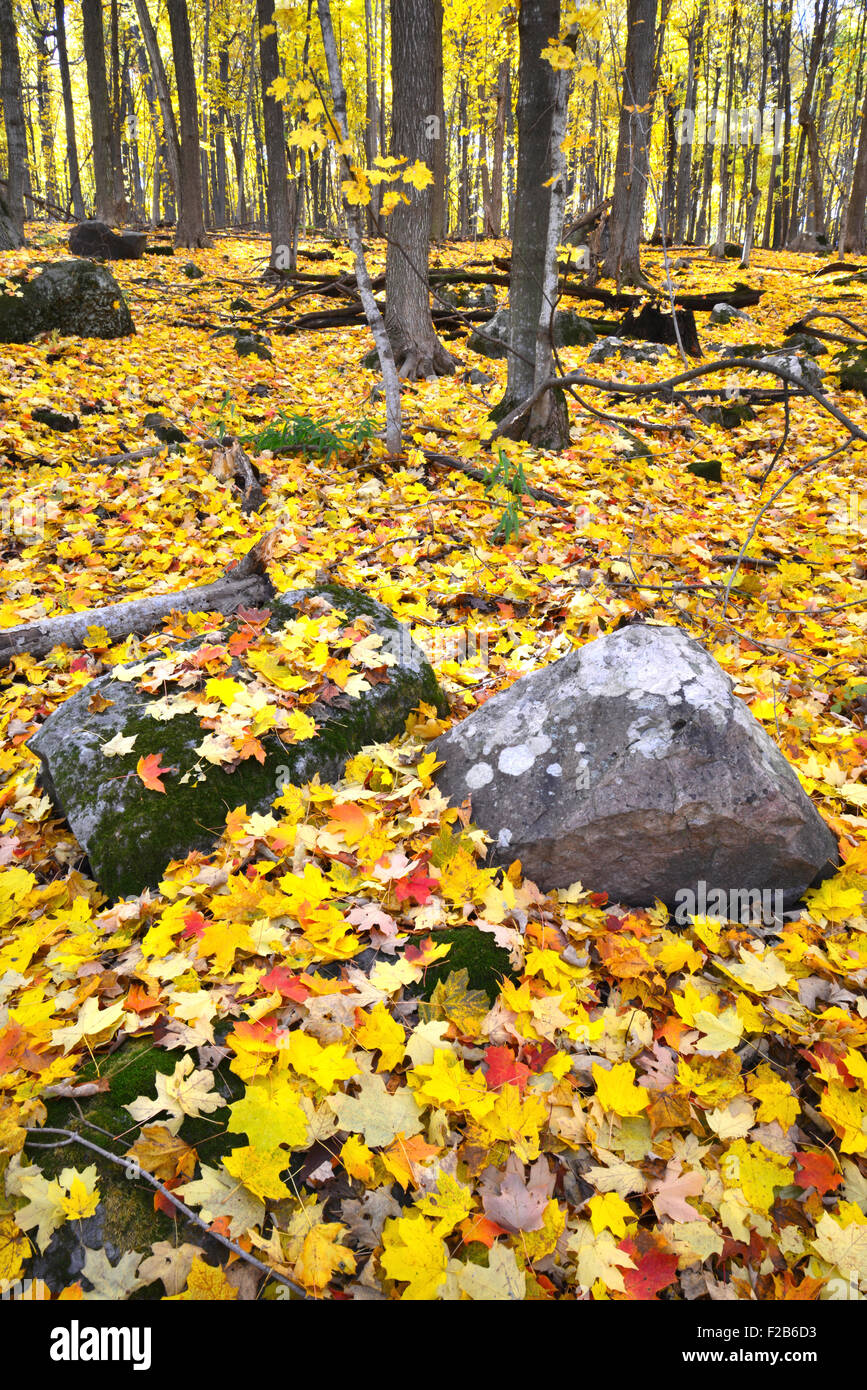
[222,1145,293,1202]
[283,1030,359,1091]
[167,1256,238,1300]
[587,1191,635,1238]
[402,160,434,190]
[355,1001,406,1071]
[340,1135,376,1182]
[592,1062,650,1117]
[295,1223,356,1290]
[380,1213,448,1298]
[805,874,864,924]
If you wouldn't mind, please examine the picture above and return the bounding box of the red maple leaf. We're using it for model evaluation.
[182,910,207,939]
[260,965,312,1002]
[618,1231,678,1300]
[483,1046,531,1094]
[394,868,438,905]
[794,1150,843,1195]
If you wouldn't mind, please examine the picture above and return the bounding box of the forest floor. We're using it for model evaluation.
[0,226,866,1301]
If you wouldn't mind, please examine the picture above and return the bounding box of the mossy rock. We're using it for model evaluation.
[0,259,135,343]
[416,925,519,1004]
[24,1036,241,1295]
[781,332,827,358]
[30,584,446,899]
[686,458,723,482]
[697,401,757,429]
[835,346,867,394]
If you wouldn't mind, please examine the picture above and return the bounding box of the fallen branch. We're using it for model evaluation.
[420,450,567,506]
[487,356,867,445]
[0,529,279,665]
[24,1126,309,1299]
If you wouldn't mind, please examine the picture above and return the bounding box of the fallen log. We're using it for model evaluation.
[0,529,278,665]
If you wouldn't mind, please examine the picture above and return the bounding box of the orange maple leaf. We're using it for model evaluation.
[136,753,170,792]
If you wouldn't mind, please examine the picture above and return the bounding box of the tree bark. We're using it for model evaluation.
[430,0,447,238]
[317,0,403,453]
[496,0,560,415]
[0,0,27,244]
[81,0,121,223]
[383,0,454,379]
[257,0,296,271]
[166,0,207,247]
[526,62,572,450]
[843,86,867,251]
[53,0,84,220]
[600,0,659,285]
[133,0,182,220]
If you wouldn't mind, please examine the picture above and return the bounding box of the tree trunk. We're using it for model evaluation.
[430,0,447,239]
[108,0,126,218]
[133,0,182,215]
[166,0,207,247]
[32,8,58,212]
[843,86,867,251]
[526,62,572,450]
[257,0,296,271]
[674,3,704,242]
[82,0,121,224]
[600,0,659,285]
[54,0,85,220]
[383,0,454,379]
[489,58,508,238]
[316,0,402,454]
[0,0,27,244]
[711,6,737,257]
[363,0,380,232]
[495,0,560,416]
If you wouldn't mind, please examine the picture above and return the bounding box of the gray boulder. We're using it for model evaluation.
[0,259,134,343]
[710,303,752,325]
[759,351,824,391]
[68,220,147,260]
[467,307,597,359]
[588,336,670,364]
[432,624,836,910]
[30,586,444,899]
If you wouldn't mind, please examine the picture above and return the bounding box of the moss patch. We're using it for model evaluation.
[30,1037,241,1274]
[417,925,519,1004]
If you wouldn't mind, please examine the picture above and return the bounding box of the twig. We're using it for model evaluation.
[23,1126,310,1299]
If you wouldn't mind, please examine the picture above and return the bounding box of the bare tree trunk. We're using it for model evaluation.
[526,63,572,449]
[674,2,704,242]
[31,5,58,212]
[741,0,769,267]
[316,0,402,454]
[133,0,182,212]
[430,0,447,239]
[54,0,84,220]
[166,0,207,247]
[489,58,508,238]
[458,75,469,237]
[843,86,867,251]
[383,0,454,378]
[0,0,28,244]
[257,0,296,270]
[108,0,126,218]
[711,5,737,257]
[600,0,659,285]
[788,0,830,244]
[495,0,560,418]
[363,0,380,232]
[82,0,121,223]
